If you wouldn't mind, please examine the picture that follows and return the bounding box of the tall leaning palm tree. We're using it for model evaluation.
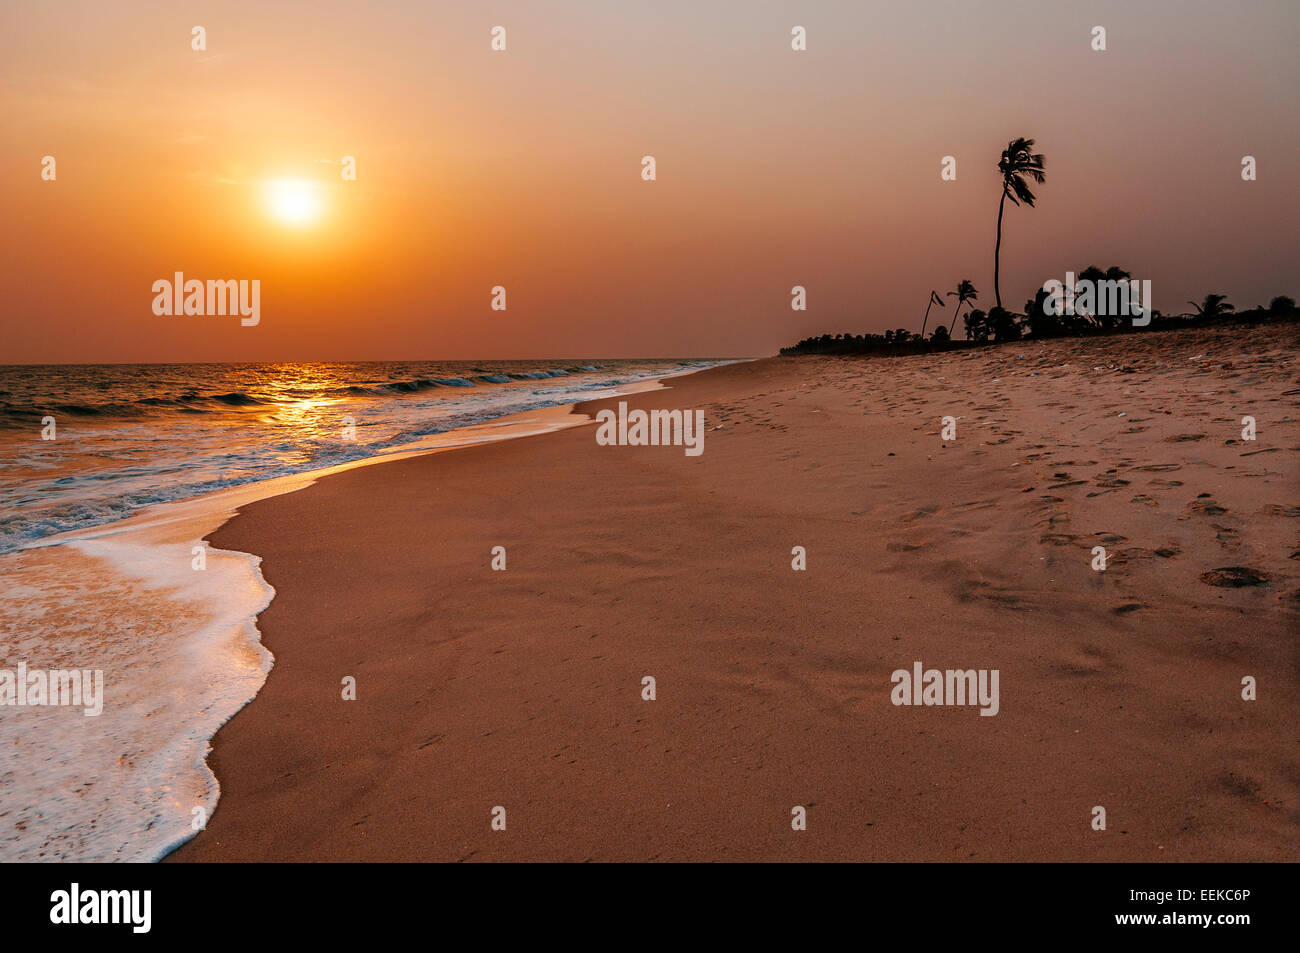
[920,290,945,338]
[947,279,979,335]
[993,137,1046,309]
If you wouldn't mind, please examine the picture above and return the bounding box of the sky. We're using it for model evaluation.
[1,0,1297,363]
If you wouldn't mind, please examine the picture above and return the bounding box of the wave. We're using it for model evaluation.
[341,376,479,397]
[334,369,589,397]
[0,358,738,554]
[0,393,259,424]
[209,392,268,406]
[378,380,436,393]
[0,362,642,427]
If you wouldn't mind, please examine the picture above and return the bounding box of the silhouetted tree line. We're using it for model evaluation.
[782,292,1298,356]
[782,137,1298,357]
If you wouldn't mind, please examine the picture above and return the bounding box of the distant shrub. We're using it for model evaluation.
[964,308,990,343]
[987,306,1022,341]
[1076,266,1132,331]
[1188,293,1235,319]
[1024,288,1065,338]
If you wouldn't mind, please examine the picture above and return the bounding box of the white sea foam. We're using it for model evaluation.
[0,393,685,861]
[0,486,281,861]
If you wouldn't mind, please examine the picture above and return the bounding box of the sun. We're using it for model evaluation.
[264,178,325,226]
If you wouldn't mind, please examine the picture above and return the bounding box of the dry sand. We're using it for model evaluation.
[171,321,1299,861]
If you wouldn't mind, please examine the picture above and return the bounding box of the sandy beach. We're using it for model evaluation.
[168,321,1298,862]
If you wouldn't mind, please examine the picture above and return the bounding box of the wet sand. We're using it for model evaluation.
[171,321,1299,861]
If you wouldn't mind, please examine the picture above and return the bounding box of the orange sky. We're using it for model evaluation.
[1,0,1297,363]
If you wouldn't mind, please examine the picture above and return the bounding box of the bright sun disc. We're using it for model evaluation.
[265,178,324,226]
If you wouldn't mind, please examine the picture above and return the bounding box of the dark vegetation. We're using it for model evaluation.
[781,294,1300,357]
[782,136,1298,356]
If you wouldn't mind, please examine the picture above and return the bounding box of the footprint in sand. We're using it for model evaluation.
[1217,772,1264,800]
[901,506,940,522]
[1199,567,1270,587]
[886,541,926,553]
[1261,504,1300,518]
[1114,546,1179,566]
[1212,525,1241,550]
[1188,497,1228,516]
[1038,533,1079,546]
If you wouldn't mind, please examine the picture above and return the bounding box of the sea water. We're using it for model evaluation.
[0,358,727,860]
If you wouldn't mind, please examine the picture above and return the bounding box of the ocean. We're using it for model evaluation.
[0,358,728,861]
[0,359,725,553]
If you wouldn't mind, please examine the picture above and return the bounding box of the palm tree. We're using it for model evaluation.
[993,137,1046,309]
[947,279,978,335]
[920,290,945,338]
[1187,293,1235,319]
[1076,265,1132,328]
